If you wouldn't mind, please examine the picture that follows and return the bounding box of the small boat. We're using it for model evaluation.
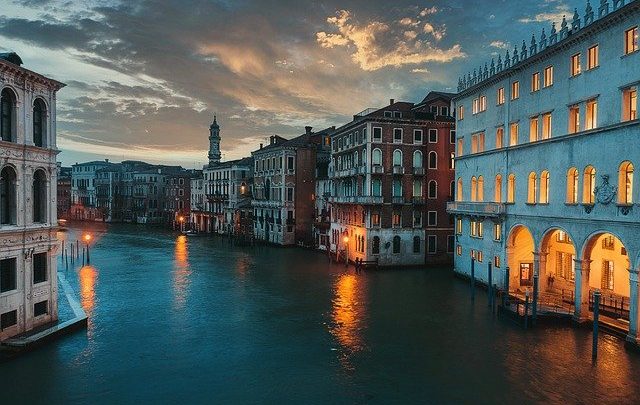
[182,230,204,237]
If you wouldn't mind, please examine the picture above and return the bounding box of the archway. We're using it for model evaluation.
[506,225,535,293]
[540,228,577,306]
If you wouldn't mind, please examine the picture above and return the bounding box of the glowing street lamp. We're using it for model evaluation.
[178,216,185,232]
[84,233,92,265]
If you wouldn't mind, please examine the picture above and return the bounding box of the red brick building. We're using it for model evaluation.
[329,92,456,266]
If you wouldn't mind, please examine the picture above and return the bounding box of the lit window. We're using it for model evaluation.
[618,161,634,204]
[471,176,478,202]
[601,260,614,290]
[585,99,598,130]
[583,166,596,204]
[625,26,638,55]
[496,127,504,149]
[531,72,540,92]
[497,87,505,105]
[458,105,464,120]
[569,105,580,134]
[507,174,515,203]
[543,66,553,87]
[494,174,502,203]
[539,171,550,204]
[587,45,599,69]
[509,123,518,146]
[493,223,502,241]
[511,81,520,100]
[449,152,455,170]
[472,98,479,114]
[494,256,501,268]
[542,113,552,140]
[571,53,581,76]
[529,117,539,142]
[477,176,484,202]
[566,167,579,204]
[456,218,462,234]
[480,96,487,112]
[456,245,462,256]
[623,87,637,122]
[457,177,463,201]
[457,138,463,157]
[527,172,537,204]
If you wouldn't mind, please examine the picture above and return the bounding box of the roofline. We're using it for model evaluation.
[0,58,66,91]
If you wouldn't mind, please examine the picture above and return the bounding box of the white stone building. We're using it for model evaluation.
[448,0,640,345]
[0,53,65,341]
[70,159,113,220]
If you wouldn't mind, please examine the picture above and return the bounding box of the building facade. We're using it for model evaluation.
[70,159,114,221]
[57,165,71,220]
[0,53,64,341]
[329,96,455,266]
[448,0,640,345]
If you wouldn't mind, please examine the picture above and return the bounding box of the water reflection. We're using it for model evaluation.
[78,265,98,337]
[329,273,368,371]
[173,235,191,310]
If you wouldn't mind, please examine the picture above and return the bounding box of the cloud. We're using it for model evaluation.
[519,2,570,24]
[489,40,509,49]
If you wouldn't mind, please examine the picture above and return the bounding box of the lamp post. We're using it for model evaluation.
[179,216,185,233]
[343,235,349,267]
[84,233,91,265]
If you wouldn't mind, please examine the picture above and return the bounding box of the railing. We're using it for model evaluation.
[589,290,630,320]
[392,166,404,175]
[372,165,384,174]
[412,197,425,204]
[446,201,506,217]
[392,196,405,204]
[413,167,425,175]
[329,196,384,204]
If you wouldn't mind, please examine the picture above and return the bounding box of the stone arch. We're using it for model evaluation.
[539,227,577,297]
[506,224,536,293]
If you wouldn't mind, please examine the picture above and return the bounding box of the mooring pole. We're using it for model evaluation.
[86,242,90,265]
[504,266,510,307]
[470,257,476,301]
[533,267,539,325]
[488,262,493,308]
[593,290,601,361]
[76,240,79,259]
[524,290,530,329]
[82,248,85,266]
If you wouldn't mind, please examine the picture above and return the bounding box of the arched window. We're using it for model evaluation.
[372,236,380,254]
[583,166,596,204]
[0,166,17,224]
[372,179,382,196]
[494,174,502,203]
[393,179,402,197]
[372,148,382,166]
[413,236,421,253]
[428,151,437,169]
[413,179,422,197]
[265,179,271,200]
[413,150,423,168]
[471,176,478,202]
[449,181,455,200]
[507,174,516,203]
[33,99,46,147]
[566,168,578,204]
[457,177,463,201]
[393,235,401,254]
[362,149,366,165]
[449,152,455,169]
[527,172,537,204]
[393,149,403,166]
[477,176,484,202]
[353,151,359,167]
[33,170,47,223]
[1,88,16,142]
[539,170,550,204]
[618,161,634,204]
[428,180,437,199]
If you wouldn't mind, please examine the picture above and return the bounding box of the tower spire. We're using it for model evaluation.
[208,114,221,166]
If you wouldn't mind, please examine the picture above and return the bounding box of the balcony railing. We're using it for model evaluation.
[413,167,425,175]
[329,196,384,205]
[446,201,506,218]
[372,165,384,174]
[392,196,405,204]
[392,166,404,175]
[412,197,425,204]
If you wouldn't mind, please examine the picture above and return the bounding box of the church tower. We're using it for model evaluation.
[208,115,222,166]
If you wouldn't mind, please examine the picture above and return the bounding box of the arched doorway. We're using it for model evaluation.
[506,225,535,293]
[582,232,632,330]
[540,229,577,310]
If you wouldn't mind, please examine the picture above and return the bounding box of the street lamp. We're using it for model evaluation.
[178,216,185,233]
[84,233,91,265]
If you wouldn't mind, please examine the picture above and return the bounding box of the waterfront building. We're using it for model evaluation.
[329,96,455,266]
[252,126,333,246]
[70,159,114,221]
[56,165,71,220]
[448,0,640,344]
[0,53,65,341]
[313,150,332,250]
[164,170,196,228]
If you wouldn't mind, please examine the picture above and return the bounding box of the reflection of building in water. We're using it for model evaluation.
[173,236,191,309]
[330,273,367,370]
[79,265,97,334]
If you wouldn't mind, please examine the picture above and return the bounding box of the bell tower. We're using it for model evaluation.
[208,115,221,166]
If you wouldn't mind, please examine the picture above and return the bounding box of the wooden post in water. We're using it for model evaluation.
[470,257,476,301]
[593,290,601,361]
[524,290,530,329]
[76,240,79,259]
[488,262,493,308]
[504,266,510,307]
[82,248,85,266]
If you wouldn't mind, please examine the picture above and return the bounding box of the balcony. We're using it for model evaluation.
[207,193,228,202]
[413,167,425,176]
[446,201,506,218]
[412,197,426,204]
[392,196,405,204]
[392,165,404,175]
[329,196,384,205]
[372,165,384,174]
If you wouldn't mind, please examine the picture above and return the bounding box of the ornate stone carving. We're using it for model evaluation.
[595,175,617,205]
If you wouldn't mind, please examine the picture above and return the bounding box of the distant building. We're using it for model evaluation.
[0,52,65,341]
[329,95,455,266]
[252,126,334,246]
[70,159,114,221]
[448,0,640,344]
[313,151,332,250]
[57,165,72,220]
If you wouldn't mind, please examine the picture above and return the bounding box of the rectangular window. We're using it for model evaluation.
[371,213,380,227]
[569,105,581,134]
[457,138,463,157]
[471,134,478,154]
[493,223,502,241]
[33,252,47,284]
[286,187,294,202]
[542,113,552,140]
[601,260,614,290]
[1,310,17,330]
[571,53,581,77]
[0,258,17,293]
[372,127,382,142]
[496,127,504,149]
[470,220,477,237]
[428,129,438,143]
[458,105,464,120]
[456,245,462,256]
[623,87,638,121]
[384,111,392,118]
[427,235,437,254]
[625,26,638,55]
[287,156,295,171]
[480,96,487,112]
[449,130,456,144]
[456,218,462,234]
[586,99,598,130]
[529,117,539,142]
[441,106,449,116]
[427,211,437,226]
[494,256,501,268]
[414,129,423,144]
[587,45,599,69]
[543,66,553,87]
[447,235,454,253]
[497,87,505,105]
[511,81,520,100]
[34,300,48,317]
[472,98,479,114]
[393,128,403,143]
[509,123,518,146]
[531,72,540,92]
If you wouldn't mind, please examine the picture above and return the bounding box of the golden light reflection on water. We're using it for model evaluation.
[330,273,368,371]
[173,235,191,310]
[79,265,97,336]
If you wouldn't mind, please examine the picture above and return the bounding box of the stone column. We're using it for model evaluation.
[573,258,591,322]
[505,246,515,292]
[627,269,639,344]
[539,251,548,293]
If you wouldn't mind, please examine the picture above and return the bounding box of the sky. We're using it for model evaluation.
[0,0,588,168]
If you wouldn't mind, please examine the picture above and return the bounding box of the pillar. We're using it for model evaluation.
[573,259,591,322]
[505,246,515,292]
[538,251,548,293]
[627,269,639,344]
[533,251,541,319]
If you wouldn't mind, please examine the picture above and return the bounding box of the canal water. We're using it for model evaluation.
[1,224,639,404]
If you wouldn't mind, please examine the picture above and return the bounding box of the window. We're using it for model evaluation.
[427,211,437,226]
[457,138,463,157]
[583,166,596,204]
[33,252,47,284]
[571,54,581,77]
[458,105,464,120]
[33,99,46,147]
[34,300,48,317]
[471,176,478,202]
[427,235,437,254]
[1,310,17,330]
[569,105,580,134]
[509,123,518,146]
[441,106,449,116]
[372,148,382,166]
[557,252,575,281]
[449,152,455,170]
[449,181,455,200]
[497,87,505,105]
[566,168,579,204]
[413,150,423,168]
[456,178,463,201]
[493,223,502,241]
[372,179,382,196]
[472,98,479,114]
[286,187,294,202]
[33,170,47,223]
[371,212,380,227]
[428,180,437,199]
[413,179,422,197]
[496,127,504,149]
[618,161,634,204]
[413,211,422,227]
[372,127,382,142]
[602,235,615,250]
[0,257,17,293]
[543,66,553,87]
[494,256,501,268]
[539,171,550,204]
[372,236,380,254]
[428,151,437,169]
[393,149,403,166]
[471,132,485,153]
[393,128,403,143]
[527,172,537,204]
[428,129,438,143]
[450,130,456,144]
[384,111,392,118]
[601,260,614,290]
[394,111,402,118]
[622,87,637,121]
[625,26,638,55]
[414,129,423,144]
[585,99,597,130]
[0,166,17,225]
[393,179,402,197]
[456,218,462,234]
[1,88,15,142]
[392,211,401,228]
[479,96,487,112]
[393,236,401,253]
[477,176,484,202]
[287,156,295,171]
[542,113,552,140]
[494,174,502,203]
[413,236,421,253]
[587,45,599,69]
[507,174,516,203]
[531,72,540,92]
[456,245,462,256]
[529,117,539,142]
[511,81,520,100]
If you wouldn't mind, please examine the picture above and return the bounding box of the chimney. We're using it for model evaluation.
[390,98,395,105]
[305,126,313,135]
[270,135,275,145]
[260,143,263,149]
[105,158,109,163]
